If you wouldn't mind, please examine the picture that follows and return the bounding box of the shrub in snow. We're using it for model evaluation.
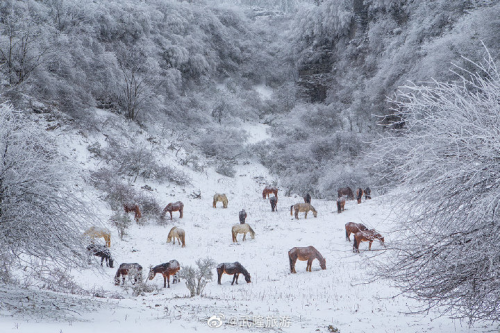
[178,258,216,297]
[110,212,132,240]
[373,51,500,322]
[215,163,236,178]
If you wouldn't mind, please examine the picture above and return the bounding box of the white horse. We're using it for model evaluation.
[232,224,255,242]
[167,226,185,247]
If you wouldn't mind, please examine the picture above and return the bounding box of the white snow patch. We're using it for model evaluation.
[254,84,273,101]
[242,122,271,144]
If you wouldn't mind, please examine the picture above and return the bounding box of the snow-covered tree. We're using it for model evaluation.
[373,52,500,322]
[0,104,94,278]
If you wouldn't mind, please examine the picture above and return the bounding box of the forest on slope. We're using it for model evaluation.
[2,0,499,198]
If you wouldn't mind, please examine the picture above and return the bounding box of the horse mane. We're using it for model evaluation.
[248,225,255,238]
[167,227,176,241]
[179,229,186,246]
[236,262,250,279]
[310,205,317,213]
[311,246,324,262]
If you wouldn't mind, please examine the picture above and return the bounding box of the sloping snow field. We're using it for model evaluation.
[0,119,496,333]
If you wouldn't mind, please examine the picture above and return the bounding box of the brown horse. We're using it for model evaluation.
[124,204,142,222]
[213,193,228,208]
[270,196,278,212]
[148,260,180,288]
[161,201,184,220]
[303,193,311,204]
[217,262,251,285]
[114,263,143,285]
[167,227,185,247]
[239,209,247,224]
[356,188,363,204]
[288,246,326,273]
[84,226,111,247]
[262,186,278,199]
[337,197,346,214]
[353,230,385,253]
[345,222,368,241]
[364,187,371,200]
[338,187,354,200]
[290,203,317,219]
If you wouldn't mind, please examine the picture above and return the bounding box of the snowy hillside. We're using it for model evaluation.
[0,116,495,333]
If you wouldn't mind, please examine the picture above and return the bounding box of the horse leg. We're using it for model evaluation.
[180,208,183,218]
[235,273,239,284]
[305,211,308,219]
[163,275,167,288]
[217,268,223,284]
[170,211,173,220]
[295,210,299,220]
[369,241,373,251]
[243,233,246,241]
[167,274,171,288]
[346,229,350,242]
[307,259,312,272]
[290,258,297,274]
[100,256,105,266]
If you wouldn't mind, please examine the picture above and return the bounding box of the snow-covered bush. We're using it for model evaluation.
[0,104,94,274]
[178,258,216,297]
[109,212,132,240]
[373,52,500,322]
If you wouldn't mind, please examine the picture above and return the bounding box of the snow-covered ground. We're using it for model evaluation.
[0,118,496,333]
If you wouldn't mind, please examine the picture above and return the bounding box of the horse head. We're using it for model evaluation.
[320,258,326,270]
[244,273,251,283]
[313,209,318,218]
[148,265,155,280]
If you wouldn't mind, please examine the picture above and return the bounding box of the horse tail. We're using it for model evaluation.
[353,235,359,253]
[345,227,349,240]
[290,205,293,216]
[248,225,255,239]
[288,250,294,273]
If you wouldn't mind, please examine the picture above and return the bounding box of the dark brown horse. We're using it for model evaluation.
[270,196,278,212]
[337,196,345,214]
[353,230,385,253]
[87,244,114,268]
[364,187,371,200]
[124,204,142,222]
[217,262,251,285]
[262,186,278,199]
[288,246,326,273]
[161,201,184,220]
[338,187,354,200]
[114,263,143,285]
[148,260,180,288]
[356,188,363,204]
[304,193,311,204]
[345,222,368,241]
[239,209,247,224]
